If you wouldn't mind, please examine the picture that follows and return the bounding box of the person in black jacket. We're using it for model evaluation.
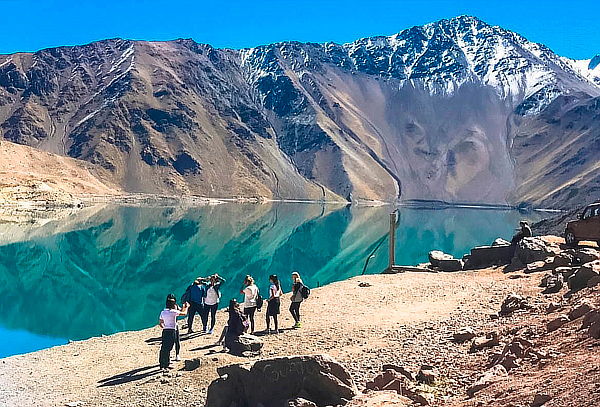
[289,271,304,328]
[224,299,249,356]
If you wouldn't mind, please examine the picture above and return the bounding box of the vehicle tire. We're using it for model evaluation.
[565,231,577,247]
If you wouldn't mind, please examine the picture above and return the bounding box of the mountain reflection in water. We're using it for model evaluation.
[0,203,540,357]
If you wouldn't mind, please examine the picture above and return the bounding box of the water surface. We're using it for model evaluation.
[0,203,540,358]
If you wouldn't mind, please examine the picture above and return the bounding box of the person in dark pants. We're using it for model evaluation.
[241,275,259,333]
[265,274,282,334]
[202,274,225,334]
[166,294,182,361]
[187,277,207,334]
[159,295,188,372]
[289,271,304,328]
[510,220,533,256]
[224,299,249,356]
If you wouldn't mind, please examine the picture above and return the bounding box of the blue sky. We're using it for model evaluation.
[0,0,598,59]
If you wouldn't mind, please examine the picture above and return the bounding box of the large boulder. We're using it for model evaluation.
[514,237,559,265]
[428,251,463,271]
[567,261,600,291]
[464,245,513,269]
[205,355,357,407]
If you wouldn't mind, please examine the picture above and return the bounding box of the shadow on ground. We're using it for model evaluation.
[97,365,161,387]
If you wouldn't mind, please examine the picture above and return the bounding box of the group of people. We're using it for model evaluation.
[157,271,309,370]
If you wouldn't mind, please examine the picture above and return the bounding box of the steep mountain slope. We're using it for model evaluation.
[0,16,598,206]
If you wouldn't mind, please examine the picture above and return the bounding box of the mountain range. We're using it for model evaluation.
[1,15,599,208]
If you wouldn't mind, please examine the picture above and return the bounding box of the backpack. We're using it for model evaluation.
[181,285,192,304]
[300,284,310,299]
[256,293,264,311]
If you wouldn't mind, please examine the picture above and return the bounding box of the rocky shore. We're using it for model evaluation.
[1,236,599,407]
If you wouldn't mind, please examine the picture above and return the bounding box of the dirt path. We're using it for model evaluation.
[0,268,543,407]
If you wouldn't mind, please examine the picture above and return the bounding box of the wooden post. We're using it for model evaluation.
[388,211,396,271]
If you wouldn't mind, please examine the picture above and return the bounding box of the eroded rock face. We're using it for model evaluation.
[205,355,357,407]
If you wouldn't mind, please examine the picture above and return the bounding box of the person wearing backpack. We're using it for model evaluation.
[187,277,208,334]
[203,274,226,334]
[265,274,282,334]
[240,275,259,334]
[290,271,307,328]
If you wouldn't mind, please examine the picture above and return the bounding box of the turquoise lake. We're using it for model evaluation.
[0,203,541,358]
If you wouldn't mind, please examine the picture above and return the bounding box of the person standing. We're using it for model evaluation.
[187,277,207,334]
[203,274,226,334]
[265,274,282,334]
[289,271,304,328]
[166,293,182,361]
[241,275,259,333]
[159,295,188,372]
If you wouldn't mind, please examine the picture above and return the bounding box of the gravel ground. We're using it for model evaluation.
[0,268,543,407]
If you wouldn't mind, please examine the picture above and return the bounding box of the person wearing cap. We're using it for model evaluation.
[159,294,189,372]
[187,277,208,334]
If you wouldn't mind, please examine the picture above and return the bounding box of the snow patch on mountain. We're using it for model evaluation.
[562,55,600,86]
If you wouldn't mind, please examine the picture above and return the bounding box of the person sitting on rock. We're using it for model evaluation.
[511,220,532,245]
[224,299,250,356]
[159,294,189,372]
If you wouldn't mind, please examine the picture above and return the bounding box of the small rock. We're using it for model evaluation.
[288,398,317,407]
[381,364,415,381]
[499,293,529,316]
[547,315,569,332]
[467,365,508,397]
[531,393,552,407]
[546,302,561,313]
[358,282,372,287]
[452,327,477,343]
[541,274,563,294]
[526,261,548,273]
[65,402,83,407]
[493,238,510,246]
[568,302,593,320]
[416,365,438,385]
[184,358,201,371]
[470,332,500,352]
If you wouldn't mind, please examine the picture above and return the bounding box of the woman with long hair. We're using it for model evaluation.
[289,271,304,328]
[203,274,225,334]
[241,275,259,333]
[265,274,282,334]
[158,295,188,372]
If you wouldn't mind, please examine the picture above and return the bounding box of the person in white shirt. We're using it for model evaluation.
[265,274,282,334]
[202,274,226,334]
[159,295,188,371]
[240,275,259,333]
